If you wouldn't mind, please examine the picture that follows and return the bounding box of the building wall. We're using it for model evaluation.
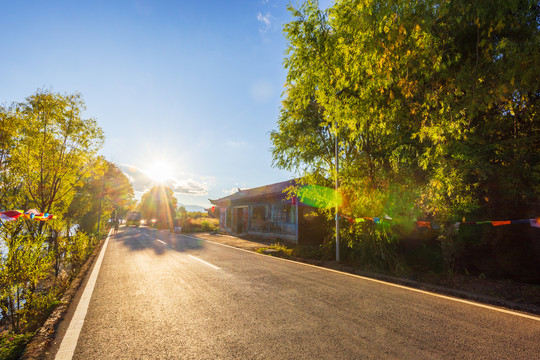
[218,198,299,243]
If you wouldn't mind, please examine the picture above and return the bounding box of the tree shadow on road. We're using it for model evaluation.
[114,227,203,255]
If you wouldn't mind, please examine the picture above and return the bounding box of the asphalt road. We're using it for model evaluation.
[46,227,540,359]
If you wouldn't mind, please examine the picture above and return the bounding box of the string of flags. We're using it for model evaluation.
[341,214,540,230]
[0,209,56,225]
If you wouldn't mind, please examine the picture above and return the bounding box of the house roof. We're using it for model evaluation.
[210,179,296,206]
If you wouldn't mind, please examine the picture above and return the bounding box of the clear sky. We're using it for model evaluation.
[0,0,332,208]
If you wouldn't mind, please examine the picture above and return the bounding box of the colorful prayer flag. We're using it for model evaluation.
[0,210,22,219]
[510,219,530,224]
[417,221,431,228]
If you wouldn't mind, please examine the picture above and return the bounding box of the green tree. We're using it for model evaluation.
[0,221,52,332]
[139,186,177,229]
[176,205,187,227]
[11,90,105,221]
[0,90,132,340]
[273,0,539,272]
[70,158,134,234]
[0,104,24,211]
[274,0,539,221]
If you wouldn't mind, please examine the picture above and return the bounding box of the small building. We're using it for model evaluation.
[209,180,327,245]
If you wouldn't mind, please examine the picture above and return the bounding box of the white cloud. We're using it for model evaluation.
[257,12,272,32]
[226,140,246,148]
[257,12,271,26]
[171,179,208,195]
[222,187,238,195]
[119,164,209,196]
[118,164,153,192]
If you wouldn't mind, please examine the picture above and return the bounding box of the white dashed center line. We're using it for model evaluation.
[188,255,221,270]
[154,238,220,270]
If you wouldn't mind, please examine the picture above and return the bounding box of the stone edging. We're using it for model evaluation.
[22,236,107,360]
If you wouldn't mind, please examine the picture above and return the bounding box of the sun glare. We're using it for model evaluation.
[145,161,174,183]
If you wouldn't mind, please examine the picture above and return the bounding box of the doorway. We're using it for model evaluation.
[234,207,246,234]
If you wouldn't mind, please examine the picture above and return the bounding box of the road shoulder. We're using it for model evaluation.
[22,233,109,360]
[188,231,540,316]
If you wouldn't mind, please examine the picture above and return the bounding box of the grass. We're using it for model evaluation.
[256,242,296,258]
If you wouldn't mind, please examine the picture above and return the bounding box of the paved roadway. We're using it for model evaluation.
[46,227,540,359]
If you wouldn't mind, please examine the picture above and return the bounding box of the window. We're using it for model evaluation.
[252,205,266,221]
[272,204,295,224]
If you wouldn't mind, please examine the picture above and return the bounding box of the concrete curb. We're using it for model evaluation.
[22,236,107,360]
[293,257,540,316]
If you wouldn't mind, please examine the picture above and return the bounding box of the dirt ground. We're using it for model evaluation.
[190,232,540,315]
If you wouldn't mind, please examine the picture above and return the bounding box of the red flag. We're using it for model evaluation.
[417,221,431,228]
[1,210,22,219]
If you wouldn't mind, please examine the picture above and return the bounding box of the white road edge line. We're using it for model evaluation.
[187,254,221,270]
[179,234,540,322]
[55,229,113,360]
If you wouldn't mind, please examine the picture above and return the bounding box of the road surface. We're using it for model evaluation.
[45,227,540,359]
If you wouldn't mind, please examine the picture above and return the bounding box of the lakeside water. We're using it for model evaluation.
[0,239,6,258]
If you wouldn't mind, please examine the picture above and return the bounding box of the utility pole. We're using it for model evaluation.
[96,175,104,235]
[335,89,345,263]
[335,121,340,262]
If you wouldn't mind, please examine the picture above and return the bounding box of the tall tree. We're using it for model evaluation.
[71,158,135,234]
[273,0,540,222]
[11,90,105,221]
[0,104,24,210]
[139,186,177,229]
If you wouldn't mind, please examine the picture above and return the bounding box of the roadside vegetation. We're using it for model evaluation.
[0,90,134,359]
[180,212,219,233]
[137,188,219,233]
[271,0,540,285]
[173,205,218,233]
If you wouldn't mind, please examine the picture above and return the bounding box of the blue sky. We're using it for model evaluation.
[0,0,332,208]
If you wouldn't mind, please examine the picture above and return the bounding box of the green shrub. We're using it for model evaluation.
[257,242,295,258]
[201,220,217,232]
[0,332,34,360]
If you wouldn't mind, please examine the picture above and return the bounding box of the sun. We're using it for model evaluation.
[145,161,174,183]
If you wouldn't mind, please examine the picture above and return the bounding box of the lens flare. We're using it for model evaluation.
[297,185,342,209]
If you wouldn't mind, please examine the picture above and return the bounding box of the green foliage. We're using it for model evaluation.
[0,89,133,351]
[65,231,95,277]
[180,217,219,233]
[0,331,34,360]
[73,158,134,234]
[0,223,52,332]
[274,0,540,274]
[10,90,105,218]
[256,243,295,258]
[201,220,215,232]
[139,186,177,229]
